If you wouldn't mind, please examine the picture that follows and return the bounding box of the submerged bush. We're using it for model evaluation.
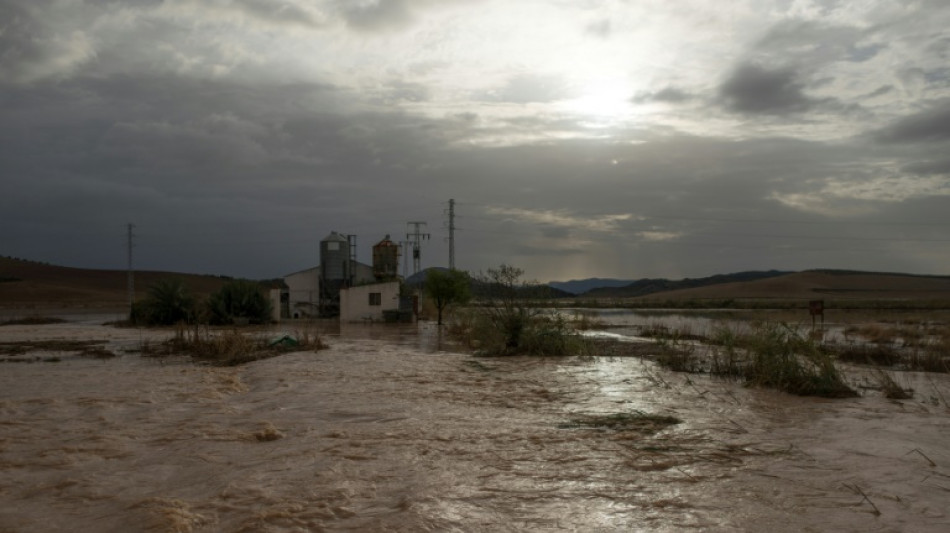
[653,322,856,398]
[740,323,855,397]
[453,264,586,356]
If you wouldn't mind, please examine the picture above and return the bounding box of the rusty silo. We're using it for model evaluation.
[372,234,400,281]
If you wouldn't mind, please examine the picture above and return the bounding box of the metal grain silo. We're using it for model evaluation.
[372,234,400,281]
[319,231,351,316]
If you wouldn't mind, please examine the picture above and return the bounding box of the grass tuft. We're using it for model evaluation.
[560,411,681,434]
[0,315,67,326]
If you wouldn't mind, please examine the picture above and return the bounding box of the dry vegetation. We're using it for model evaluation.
[641,322,858,398]
[0,315,67,326]
[0,339,117,363]
[139,324,326,366]
[832,321,950,373]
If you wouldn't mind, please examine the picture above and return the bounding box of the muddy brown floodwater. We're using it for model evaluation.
[2,320,949,532]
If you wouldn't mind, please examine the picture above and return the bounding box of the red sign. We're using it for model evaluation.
[809,300,824,316]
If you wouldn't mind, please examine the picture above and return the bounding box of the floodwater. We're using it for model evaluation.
[2,319,949,532]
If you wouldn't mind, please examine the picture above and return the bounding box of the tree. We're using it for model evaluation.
[476,264,539,350]
[136,278,196,325]
[206,280,273,325]
[424,268,471,325]
[468,264,580,356]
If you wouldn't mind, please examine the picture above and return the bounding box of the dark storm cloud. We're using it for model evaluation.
[874,101,950,143]
[0,2,94,83]
[441,133,949,277]
[337,0,415,32]
[755,19,883,65]
[332,0,487,32]
[480,73,570,104]
[227,0,328,28]
[0,72,473,276]
[863,85,894,99]
[0,3,43,68]
[904,158,950,176]
[632,87,694,104]
[718,63,818,115]
[3,1,949,280]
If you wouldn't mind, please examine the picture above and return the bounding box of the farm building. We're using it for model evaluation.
[281,232,412,320]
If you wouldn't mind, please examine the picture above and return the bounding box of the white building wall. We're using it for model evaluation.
[353,262,376,285]
[284,267,320,318]
[340,281,400,322]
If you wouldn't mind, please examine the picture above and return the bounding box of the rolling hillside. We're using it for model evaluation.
[590,270,950,302]
[0,256,234,309]
[580,270,790,299]
[5,255,950,310]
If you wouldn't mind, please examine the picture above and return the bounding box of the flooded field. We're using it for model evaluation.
[2,316,950,531]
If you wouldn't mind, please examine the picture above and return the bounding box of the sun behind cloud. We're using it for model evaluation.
[564,77,634,119]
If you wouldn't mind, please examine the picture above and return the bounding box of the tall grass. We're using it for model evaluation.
[738,324,855,397]
[651,322,856,398]
[836,322,950,373]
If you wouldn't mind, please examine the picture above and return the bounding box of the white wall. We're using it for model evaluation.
[340,281,400,322]
[269,288,282,322]
[284,267,319,318]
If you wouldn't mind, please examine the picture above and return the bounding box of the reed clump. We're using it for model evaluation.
[651,322,856,398]
[835,321,949,373]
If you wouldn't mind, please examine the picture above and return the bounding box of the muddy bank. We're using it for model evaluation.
[1,321,949,531]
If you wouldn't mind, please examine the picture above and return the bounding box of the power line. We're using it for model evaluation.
[406,221,430,276]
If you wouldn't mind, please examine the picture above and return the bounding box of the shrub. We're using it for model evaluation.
[424,268,471,325]
[134,278,197,326]
[741,323,855,397]
[653,322,856,398]
[456,264,586,356]
[206,280,273,325]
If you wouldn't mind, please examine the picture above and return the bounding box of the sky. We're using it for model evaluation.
[2,0,949,283]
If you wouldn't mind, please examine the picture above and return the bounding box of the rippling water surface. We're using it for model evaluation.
[1,319,949,531]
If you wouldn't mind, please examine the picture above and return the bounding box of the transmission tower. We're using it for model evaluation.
[406,221,430,276]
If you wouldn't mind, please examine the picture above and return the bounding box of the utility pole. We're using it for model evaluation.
[448,199,456,270]
[126,223,135,318]
[406,221,430,276]
[399,240,412,278]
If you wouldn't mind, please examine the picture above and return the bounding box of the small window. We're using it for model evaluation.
[327,242,340,251]
[369,292,382,306]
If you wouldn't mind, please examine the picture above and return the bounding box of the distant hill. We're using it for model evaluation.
[581,270,791,298]
[581,269,950,302]
[0,256,236,309]
[642,270,950,302]
[548,278,638,295]
[6,255,949,310]
[408,267,573,299]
